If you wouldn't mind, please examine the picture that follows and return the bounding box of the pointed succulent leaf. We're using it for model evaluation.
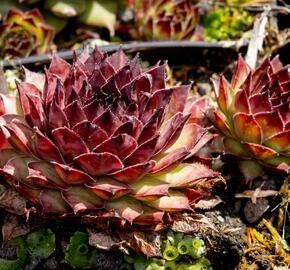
[62,186,103,214]
[133,206,165,225]
[52,162,94,185]
[207,109,232,137]
[231,55,250,90]
[87,177,131,200]
[131,176,169,201]
[264,131,290,153]
[109,161,156,183]
[52,127,89,160]
[145,191,192,212]
[233,113,262,144]
[74,152,123,176]
[40,190,70,214]
[106,197,143,224]
[243,143,277,159]
[151,148,189,174]
[157,163,219,188]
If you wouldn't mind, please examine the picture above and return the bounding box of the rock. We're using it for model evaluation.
[244,198,269,224]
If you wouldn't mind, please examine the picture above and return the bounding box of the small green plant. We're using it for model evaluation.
[64,231,97,269]
[0,228,56,270]
[120,231,212,270]
[0,238,28,270]
[25,228,55,259]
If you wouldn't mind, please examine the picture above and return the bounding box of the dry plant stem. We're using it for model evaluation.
[245,6,270,68]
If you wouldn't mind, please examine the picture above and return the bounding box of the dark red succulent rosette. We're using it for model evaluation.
[0,47,220,226]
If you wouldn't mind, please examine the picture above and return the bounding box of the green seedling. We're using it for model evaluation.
[0,238,28,270]
[65,231,97,269]
[25,228,55,259]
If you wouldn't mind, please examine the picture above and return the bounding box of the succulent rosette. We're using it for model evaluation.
[209,56,290,180]
[123,0,200,41]
[0,8,54,59]
[0,47,219,226]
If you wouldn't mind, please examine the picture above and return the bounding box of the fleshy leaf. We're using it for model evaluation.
[62,186,103,214]
[93,133,137,160]
[223,137,249,157]
[208,109,232,137]
[40,190,70,214]
[133,206,165,225]
[255,111,284,140]
[28,161,68,189]
[74,152,123,176]
[131,176,169,201]
[145,191,192,212]
[157,163,219,188]
[87,177,131,200]
[243,143,277,159]
[264,131,290,153]
[231,55,250,90]
[106,197,143,223]
[109,161,156,183]
[233,113,262,143]
[52,127,89,160]
[151,148,189,174]
[166,123,207,153]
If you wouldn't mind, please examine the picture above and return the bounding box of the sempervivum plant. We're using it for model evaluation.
[122,0,200,41]
[0,8,54,59]
[209,56,290,181]
[0,47,219,226]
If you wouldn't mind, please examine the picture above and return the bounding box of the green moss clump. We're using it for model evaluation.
[202,7,254,41]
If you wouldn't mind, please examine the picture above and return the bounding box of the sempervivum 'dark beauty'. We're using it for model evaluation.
[0,47,220,226]
[209,56,290,181]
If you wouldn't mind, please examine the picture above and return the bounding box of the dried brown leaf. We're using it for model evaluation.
[191,176,225,194]
[193,196,223,210]
[2,214,33,242]
[119,231,162,257]
[88,229,117,250]
[0,186,27,215]
[87,227,162,257]
[171,212,217,233]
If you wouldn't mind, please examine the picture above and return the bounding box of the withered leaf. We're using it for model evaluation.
[88,228,118,250]
[193,196,223,210]
[171,212,217,233]
[2,214,33,242]
[119,231,162,257]
[0,186,27,215]
[87,227,161,257]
